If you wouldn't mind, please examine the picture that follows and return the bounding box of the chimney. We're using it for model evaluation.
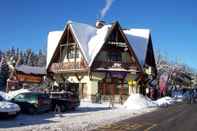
[96,20,105,29]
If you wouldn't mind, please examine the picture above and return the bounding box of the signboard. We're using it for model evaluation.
[16,74,42,83]
[159,72,169,96]
[110,72,127,79]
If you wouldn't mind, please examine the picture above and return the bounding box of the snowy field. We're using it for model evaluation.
[0,93,183,131]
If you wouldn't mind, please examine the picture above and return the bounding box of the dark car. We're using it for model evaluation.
[49,91,80,112]
[49,83,80,112]
[0,95,21,119]
[11,92,51,114]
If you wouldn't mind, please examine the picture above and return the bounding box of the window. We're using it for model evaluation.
[67,49,79,59]
[14,94,26,102]
[108,52,121,62]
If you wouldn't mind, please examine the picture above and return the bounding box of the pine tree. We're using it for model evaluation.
[0,57,9,91]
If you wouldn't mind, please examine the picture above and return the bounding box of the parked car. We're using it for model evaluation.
[49,91,80,112]
[11,92,51,114]
[49,83,80,112]
[0,95,21,119]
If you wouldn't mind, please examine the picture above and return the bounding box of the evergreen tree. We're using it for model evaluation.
[0,57,9,91]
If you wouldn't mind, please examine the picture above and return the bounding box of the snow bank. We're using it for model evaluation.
[123,94,157,110]
[155,96,176,106]
[7,89,31,100]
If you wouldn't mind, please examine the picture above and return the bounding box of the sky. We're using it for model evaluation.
[0,0,196,69]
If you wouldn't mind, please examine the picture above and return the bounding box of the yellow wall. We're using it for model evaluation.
[54,71,138,101]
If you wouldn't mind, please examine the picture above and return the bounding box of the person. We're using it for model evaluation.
[109,95,114,109]
[190,89,195,104]
[96,92,101,104]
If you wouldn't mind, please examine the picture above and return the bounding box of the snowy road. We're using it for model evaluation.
[93,103,197,131]
[0,102,156,131]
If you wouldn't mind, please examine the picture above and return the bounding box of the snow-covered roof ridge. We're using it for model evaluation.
[69,21,97,63]
[69,21,111,66]
[47,31,64,67]
[46,20,152,69]
[15,65,46,75]
[124,29,150,67]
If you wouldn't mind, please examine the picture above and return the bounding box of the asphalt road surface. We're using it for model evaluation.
[93,103,197,131]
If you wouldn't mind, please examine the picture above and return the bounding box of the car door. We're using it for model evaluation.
[12,93,32,112]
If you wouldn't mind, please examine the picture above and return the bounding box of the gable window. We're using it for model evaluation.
[108,52,121,62]
[67,48,79,59]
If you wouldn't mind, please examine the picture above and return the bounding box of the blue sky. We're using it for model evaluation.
[0,0,196,69]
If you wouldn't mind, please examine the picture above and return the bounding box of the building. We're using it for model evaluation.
[46,20,157,102]
[7,65,46,91]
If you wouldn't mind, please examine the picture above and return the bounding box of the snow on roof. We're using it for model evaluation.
[69,22,97,64]
[46,21,151,69]
[70,21,111,66]
[124,29,150,67]
[47,31,63,67]
[15,65,46,75]
[88,25,111,66]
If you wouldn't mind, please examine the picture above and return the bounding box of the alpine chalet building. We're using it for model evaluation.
[46,20,157,102]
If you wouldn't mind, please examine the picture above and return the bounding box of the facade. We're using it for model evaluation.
[47,21,157,102]
[7,65,46,92]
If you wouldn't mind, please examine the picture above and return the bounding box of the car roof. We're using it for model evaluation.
[18,92,45,95]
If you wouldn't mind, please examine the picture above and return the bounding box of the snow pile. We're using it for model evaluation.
[7,89,31,100]
[155,96,176,106]
[0,101,20,112]
[0,91,8,100]
[123,94,157,110]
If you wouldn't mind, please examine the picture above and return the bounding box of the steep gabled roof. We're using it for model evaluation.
[69,21,110,66]
[47,20,155,72]
[124,29,150,67]
[16,65,46,75]
[47,31,63,67]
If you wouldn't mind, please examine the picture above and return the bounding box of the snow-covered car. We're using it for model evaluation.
[0,95,21,118]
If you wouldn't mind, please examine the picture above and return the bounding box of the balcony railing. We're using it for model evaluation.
[92,61,137,70]
[50,61,87,73]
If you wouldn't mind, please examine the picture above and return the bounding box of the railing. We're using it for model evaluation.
[50,60,87,73]
[92,61,137,70]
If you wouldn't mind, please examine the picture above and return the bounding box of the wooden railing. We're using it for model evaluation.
[50,60,87,73]
[92,61,137,70]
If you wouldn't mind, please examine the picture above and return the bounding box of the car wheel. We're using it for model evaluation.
[60,105,66,112]
[71,107,76,111]
[54,104,61,113]
[28,106,36,114]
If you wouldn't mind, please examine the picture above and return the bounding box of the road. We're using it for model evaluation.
[92,103,197,131]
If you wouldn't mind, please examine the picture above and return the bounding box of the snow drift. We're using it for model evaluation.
[123,94,157,110]
[155,96,176,106]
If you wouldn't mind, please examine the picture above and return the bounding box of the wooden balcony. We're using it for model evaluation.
[92,61,138,72]
[50,61,88,73]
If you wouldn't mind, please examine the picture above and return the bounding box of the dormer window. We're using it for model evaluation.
[108,52,121,62]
